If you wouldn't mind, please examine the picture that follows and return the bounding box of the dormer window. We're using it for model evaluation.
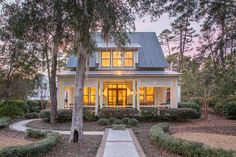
[101,50,134,68]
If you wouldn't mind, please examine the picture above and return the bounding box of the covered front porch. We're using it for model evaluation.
[57,75,179,115]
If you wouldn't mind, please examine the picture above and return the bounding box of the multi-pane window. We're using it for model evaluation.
[124,51,133,67]
[140,87,154,105]
[83,87,96,106]
[101,51,111,67]
[112,51,122,67]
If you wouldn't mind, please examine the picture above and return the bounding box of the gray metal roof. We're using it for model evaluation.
[66,32,169,68]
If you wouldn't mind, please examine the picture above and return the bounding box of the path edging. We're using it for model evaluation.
[129,129,146,157]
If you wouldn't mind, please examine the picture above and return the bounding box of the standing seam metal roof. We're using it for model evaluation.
[66,32,169,68]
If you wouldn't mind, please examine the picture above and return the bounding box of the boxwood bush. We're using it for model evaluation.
[149,123,234,157]
[140,107,160,121]
[0,129,61,157]
[97,118,109,126]
[122,117,130,125]
[223,101,236,119]
[113,119,123,124]
[98,108,139,119]
[179,102,201,118]
[0,117,11,128]
[128,118,138,126]
[108,117,117,124]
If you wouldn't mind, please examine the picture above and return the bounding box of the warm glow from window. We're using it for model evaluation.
[83,87,96,105]
[112,51,122,67]
[101,51,111,67]
[124,51,133,67]
[140,87,154,105]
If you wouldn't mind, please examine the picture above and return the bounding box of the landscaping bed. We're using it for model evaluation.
[44,135,101,157]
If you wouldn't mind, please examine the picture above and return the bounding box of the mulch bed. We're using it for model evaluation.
[44,135,101,157]
[27,120,109,131]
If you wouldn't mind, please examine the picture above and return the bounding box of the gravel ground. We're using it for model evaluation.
[44,135,101,157]
[173,132,236,151]
[27,120,109,131]
[0,128,35,148]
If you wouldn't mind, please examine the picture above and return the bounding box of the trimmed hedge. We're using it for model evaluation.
[108,117,116,124]
[0,117,11,128]
[0,129,61,157]
[122,117,130,125]
[140,107,160,121]
[149,123,234,157]
[0,100,27,118]
[97,118,109,126]
[223,101,236,119]
[113,119,123,124]
[128,118,138,126]
[98,108,139,119]
[179,102,201,118]
[25,112,40,119]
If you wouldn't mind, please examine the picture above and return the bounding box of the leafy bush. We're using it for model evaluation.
[214,102,224,116]
[0,129,60,157]
[128,118,138,126]
[0,100,27,117]
[186,97,202,105]
[97,118,109,126]
[223,101,236,119]
[26,129,46,139]
[149,123,234,157]
[113,119,123,124]
[179,102,201,118]
[160,108,200,121]
[83,108,97,121]
[0,117,11,128]
[40,110,50,122]
[140,107,160,121]
[26,100,41,113]
[208,96,220,107]
[108,117,117,124]
[25,112,40,119]
[98,108,139,119]
[57,109,72,123]
[122,117,130,125]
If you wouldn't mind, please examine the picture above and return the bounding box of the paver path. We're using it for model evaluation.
[10,119,104,135]
[97,129,146,157]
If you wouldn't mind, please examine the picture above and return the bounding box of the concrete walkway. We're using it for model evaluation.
[10,119,104,136]
[96,129,146,157]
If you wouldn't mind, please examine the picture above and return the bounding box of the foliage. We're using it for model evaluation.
[97,118,109,126]
[128,118,138,126]
[160,108,199,121]
[113,119,123,124]
[0,100,27,117]
[208,96,220,107]
[99,108,139,119]
[26,129,46,139]
[56,109,72,123]
[122,117,130,125]
[214,102,224,116]
[26,100,41,113]
[0,129,61,157]
[149,123,234,157]
[108,117,117,124]
[0,117,11,128]
[179,102,201,118]
[140,107,160,121]
[83,108,98,121]
[223,101,236,120]
[25,112,40,119]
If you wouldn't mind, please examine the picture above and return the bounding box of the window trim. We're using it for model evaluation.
[101,50,111,68]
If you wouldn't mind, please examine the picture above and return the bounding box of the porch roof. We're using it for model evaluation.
[57,70,181,78]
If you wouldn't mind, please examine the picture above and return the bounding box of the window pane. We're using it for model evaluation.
[83,96,88,105]
[101,51,110,67]
[113,51,122,67]
[90,87,95,96]
[91,96,95,104]
[84,87,88,95]
[125,51,133,58]
[147,96,154,103]
[140,87,145,95]
[124,51,133,67]
[147,87,154,95]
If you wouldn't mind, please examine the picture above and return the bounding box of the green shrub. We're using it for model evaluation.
[122,117,130,125]
[0,100,27,118]
[0,117,11,128]
[224,96,236,103]
[179,102,201,117]
[83,108,97,121]
[26,100,41,113]
[97,118,109,126]
[128,118,138,126]
[0,129,61,157]
[26,129,46,139]
[160,108,200,121]
[214,102,224,116]
[113,119,123,124]
[149,123,234,157]
[223,101,236,119]
[40,110,50,122]
[208,96,220,107]
[108,117,117,124]
[57,109,72,123]
[140,107,160,121]
[98,108,139,119]
[187,97,202,105]
[25,112,40,119]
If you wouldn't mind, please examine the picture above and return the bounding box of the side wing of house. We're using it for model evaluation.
[57,32,181,115]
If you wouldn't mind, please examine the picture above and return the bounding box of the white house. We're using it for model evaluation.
[57,32,181,115]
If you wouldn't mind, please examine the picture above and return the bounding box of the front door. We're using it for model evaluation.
[108,84,127,108]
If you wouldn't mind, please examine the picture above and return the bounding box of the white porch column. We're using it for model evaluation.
[137,80,140,111]
[99,80,103,109]
[132,80,136,108]
[170,79,178,108]
[68,87,74,105]
[58,80,65,109]
[95,81,99,115]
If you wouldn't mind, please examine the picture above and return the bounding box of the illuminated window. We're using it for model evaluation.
[140,87,154,105]
[124,51,133,67]
[112,51,122,67]
[101,51,111,67]
[83,87,96,106]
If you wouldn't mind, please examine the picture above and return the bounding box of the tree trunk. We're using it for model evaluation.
[69,52,87,144]
[178,30,183,72]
